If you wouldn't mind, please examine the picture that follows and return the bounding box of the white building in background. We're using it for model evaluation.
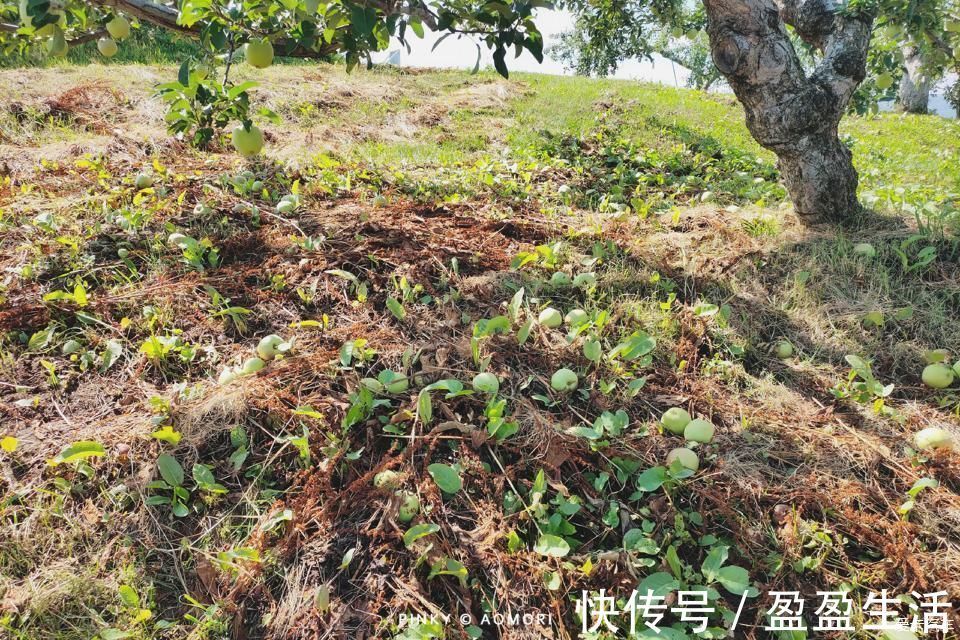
[374,9,956,119]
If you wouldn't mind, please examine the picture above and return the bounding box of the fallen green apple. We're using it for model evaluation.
[538,307,562,328]
[660,407,691,434]
[565,309,589,327]
[374,470,401,489]
[551,368,578,392]
[684,418,715,443]
[134,173,154,189]
[774,340,794,359]
[472,372,500,394]
[914,427,953,451]
[257,334,289,360]
[240,357,266,375]
[922,363,955,389]
[397,490,420,522]
[666,447,699,471]
[852,242,876,258]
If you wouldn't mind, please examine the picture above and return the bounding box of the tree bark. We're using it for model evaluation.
[702,0,873,223]
[897,45,931,114]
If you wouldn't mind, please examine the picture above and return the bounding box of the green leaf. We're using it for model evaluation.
[665,545,682,579]
[583,339,602,362]
[609,331,656,360]
[693,302,719,317]
[507,287,524,322]
[907,477,938,498]
[192,463,217,486]
[408,16,425,38]
[151,426,182,445]
[492,45,508,78]
[428,557,468,586]
[73,283,88,307]
[178,60,190,86]
[635,466,668,492]
[227,81,258,99]
[157,453,184,487]
[118,585,140,609]
[403,523,440,547]
[427,463,462,494]
[386,296,406,321]
[28,328,53,351]
[716,565,752,595]
[542,569,561,590]
[49,441,105,466]
[100,339,123,372]
[637,571,679,597]
[623,529,658,554]
[517,318,533,345]
[534,534,570,557]
[701,545,729,582]
[566,425,602,440]
[417,390,433,424]
[506,530,523,553]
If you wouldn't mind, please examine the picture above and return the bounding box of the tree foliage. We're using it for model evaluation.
[0,0,550,143]
[555,0,960,114]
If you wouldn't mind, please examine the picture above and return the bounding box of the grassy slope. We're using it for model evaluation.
[1,64,959,639]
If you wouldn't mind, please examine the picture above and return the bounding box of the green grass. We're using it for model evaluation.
[0,25,201,68]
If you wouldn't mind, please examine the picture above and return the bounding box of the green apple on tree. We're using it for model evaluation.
[232,122,264,157]
[97,36,117,58]
[47,25,67,56]
[106,15,131,40]
[246,38,275,69]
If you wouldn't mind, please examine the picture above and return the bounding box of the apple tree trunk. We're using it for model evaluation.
[897,45,932,114]
[702,0,873,223]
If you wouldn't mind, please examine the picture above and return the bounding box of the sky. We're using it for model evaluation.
[372,8,693,87]
[372,8,956,118]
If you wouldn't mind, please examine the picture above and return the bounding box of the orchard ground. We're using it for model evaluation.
[1,63,960,639]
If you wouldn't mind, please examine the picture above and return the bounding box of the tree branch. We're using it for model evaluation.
[92,0,195,35]
[69,27,109,45]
